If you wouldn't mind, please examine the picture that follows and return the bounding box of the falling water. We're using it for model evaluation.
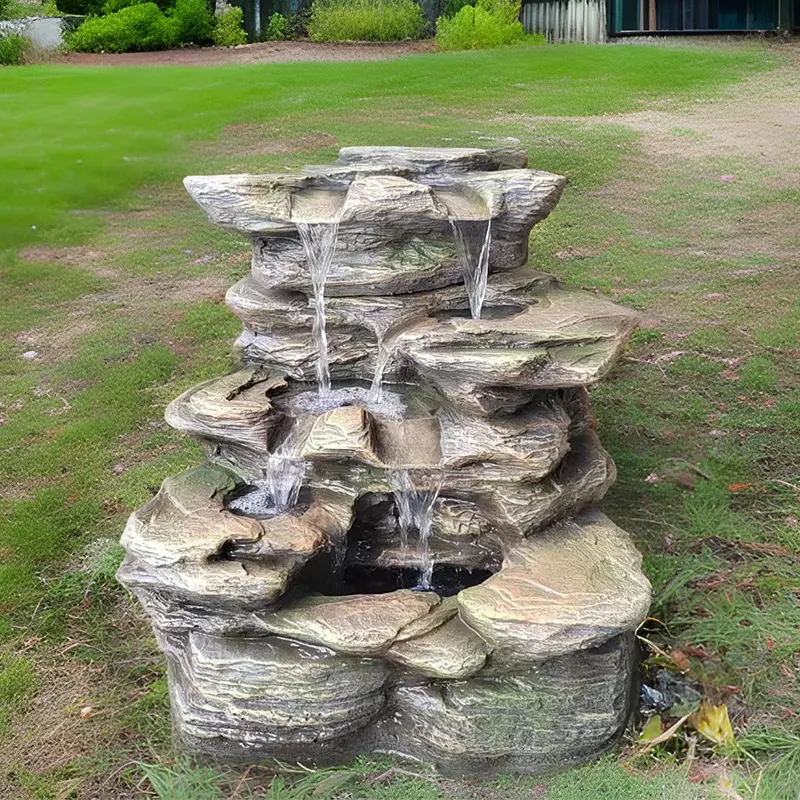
[297,221,339,396]
[226,425,306,516]
[367,338,393,405]
[450,218,492,320]
[389,469,442,591]
[266,423,306,511]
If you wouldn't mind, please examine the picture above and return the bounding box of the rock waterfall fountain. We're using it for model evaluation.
[118,146,651,776]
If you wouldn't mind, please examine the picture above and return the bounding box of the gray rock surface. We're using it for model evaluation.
[119,146,650,776]
[458,510,652,663]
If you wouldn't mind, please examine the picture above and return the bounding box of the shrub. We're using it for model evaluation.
[213,4,246,45]
[102,0,174,13]
[435,0,524,50]
[69,2,176,52]
[308,0,426,42]
[264,10,288,40]
[0,0,11,16]
[286,8,310,38]
[0,32,26,65]
[171,0,214,45]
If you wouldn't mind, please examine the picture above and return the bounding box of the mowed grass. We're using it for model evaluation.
[1,40,798,799]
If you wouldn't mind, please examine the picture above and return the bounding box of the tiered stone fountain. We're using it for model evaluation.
[118,146,651,776]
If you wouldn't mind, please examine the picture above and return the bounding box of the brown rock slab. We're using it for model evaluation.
[302,406,380,465]
[385,634,636,775]
[457,510,651,662]
[168,631,390,747]
[387,616,489,679]
[254,591,441,655]
[165,368,286,453]
[117,464,355,632]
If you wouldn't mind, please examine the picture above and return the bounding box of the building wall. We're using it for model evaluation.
[521,0,608,41]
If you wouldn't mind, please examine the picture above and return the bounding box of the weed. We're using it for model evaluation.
[436,0,527,51]
[545,755,704,799]
[308,0,427,41]
[139,758,227,799]
[0,32,26,65]
[0,656,38,734]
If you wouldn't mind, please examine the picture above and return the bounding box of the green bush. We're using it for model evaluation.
[286,8,310,37]
[102,0,174,13]
[213,4,246,45]
[264,10,288,39]
[0,0,11,17]
[308,0,427,42]
[435,0,524,50]
[70,0,212,52]
[69,2,176,51]
[171,0,214,44]
[0,33,26,65]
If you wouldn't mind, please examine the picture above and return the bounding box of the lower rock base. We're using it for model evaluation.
[163,630,637,777]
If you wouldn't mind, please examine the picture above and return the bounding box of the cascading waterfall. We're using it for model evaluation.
[367,342,392,405]
[389,469,442,591]
[266,426,306,512]
[367,327,400,405]
[450,218,492,320]
[226,424,306,516]
[297,221,340,396]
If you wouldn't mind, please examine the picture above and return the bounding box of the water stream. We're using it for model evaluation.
[297,221,340,396]
[450,218,492,320]
[266,426,306,512]
[389,469,443,591]
[367,333,396,405]
[226,425,306,517]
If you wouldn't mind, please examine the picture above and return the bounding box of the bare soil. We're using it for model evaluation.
[60,39,436,67]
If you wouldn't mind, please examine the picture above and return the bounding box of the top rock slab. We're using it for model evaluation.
[184,146,566,297]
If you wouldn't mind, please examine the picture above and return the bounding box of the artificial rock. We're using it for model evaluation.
[118,146,650,776]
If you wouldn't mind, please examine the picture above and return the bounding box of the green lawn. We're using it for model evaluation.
[1,41,798,799]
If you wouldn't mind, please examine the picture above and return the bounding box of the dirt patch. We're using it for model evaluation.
[59,39,435,67]
[502,42,800,176]
[19,246,106,268]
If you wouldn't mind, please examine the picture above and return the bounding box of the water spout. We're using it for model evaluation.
[450,218,492,320]
[297,221,340,396]
[389,469,442,591]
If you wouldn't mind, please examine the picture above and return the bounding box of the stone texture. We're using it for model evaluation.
[301,406,379,465]
[164,368,286,453]
[118,463,354,633]
[334,145,530,173]
[254,591,441,656]
[120,146,649,777]
[387,616,490,679]
[187,149,566,297]
[228,277,638,397]
[458,510,652,663]
[384,633,636,776]
[167,631,390,751]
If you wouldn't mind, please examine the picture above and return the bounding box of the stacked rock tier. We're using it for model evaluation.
[117,146,651,776]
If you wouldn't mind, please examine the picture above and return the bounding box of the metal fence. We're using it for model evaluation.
[521,0,608,42]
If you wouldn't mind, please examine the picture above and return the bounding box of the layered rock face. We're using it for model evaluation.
[118,146,651,776]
